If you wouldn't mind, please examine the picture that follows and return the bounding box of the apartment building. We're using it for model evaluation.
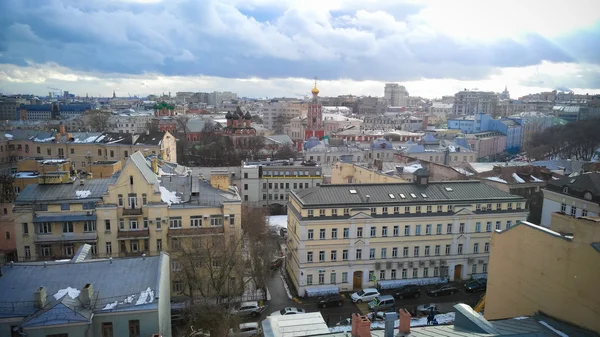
[540,172,600,227]
[108,112,155,134]
[0,127,176,170]
[398,134,475,165]
[453,90,498,115]
[261,100,306,130]
[286,173,528,296]
[384,83,409,107]
[11,151,242,296]
[240,160,323,213]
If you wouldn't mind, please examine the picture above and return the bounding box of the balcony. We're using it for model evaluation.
[122,207,143,216]
[34,232,97,243]
[117,229,150,240]
[168,227,225,237]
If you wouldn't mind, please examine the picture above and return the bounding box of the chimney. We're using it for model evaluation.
[384,312,398,337]
[351,313,371,337]
[34,286,47,309]
[151,157,159,174]
[59,123,66,136]
[79,283,93,307]
[398,308,411,334]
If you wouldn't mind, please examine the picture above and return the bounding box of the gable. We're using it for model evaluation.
[349,211,373,220]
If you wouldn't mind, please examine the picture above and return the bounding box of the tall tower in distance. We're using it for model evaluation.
[384,83,409,107]
[304,77,325,141]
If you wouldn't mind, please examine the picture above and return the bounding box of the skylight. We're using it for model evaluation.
[400,194,406,199]
[445,187,453,192]
[389,194,395,199]
[410,193,417,198]
[350,189,357,194]
[421,193,428,198]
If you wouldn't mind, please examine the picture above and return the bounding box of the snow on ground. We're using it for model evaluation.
[268,215,287,229]
[102,301,118,310]
[279,273,293,300]
[512,173,525,183]
[539,321,569,337]
[54,287,81,300]
[487,177,508,184]
[76,190,92,199]
[136,287,154,305]
[329,312,456,333]
[159,186,181,205]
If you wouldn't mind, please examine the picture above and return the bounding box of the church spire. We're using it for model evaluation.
[311,76,320,96]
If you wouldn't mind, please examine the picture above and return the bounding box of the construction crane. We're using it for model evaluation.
[47,86,62,99]
[474,294,486,313]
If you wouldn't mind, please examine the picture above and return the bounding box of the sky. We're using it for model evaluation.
[1,0,600,99]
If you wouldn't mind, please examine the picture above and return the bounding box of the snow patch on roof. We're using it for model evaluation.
[513,316,529,320]
[53,287,81,300]
[512,173,525,183]
[402,164,423,174]
[158,168,174,176]
[531,175,543,182]
[135,287,154,305]
[42,159,65,164]
[159,186,181,205]
[538,320,569,337]
[5,134,13,140]
[487,177,508,184]
[102,301,118,311]
[73,135,100,143]
[329,312,456,333]
[34,137,55,142]
[75,190,92,199]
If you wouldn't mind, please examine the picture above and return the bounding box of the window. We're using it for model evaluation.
[506,220,512,229]
[382,207,388,214]
[424,246,430,256]
[40,244,51,256]
[63,222,74,233]
[393,206,399,214]
[156,218,161,229]
[484,242,490,253]
[306,252,313,263]
[342,272,348,283]
[37,146,41,154]
[473,243,479,253]
[437,205,443,212]
[143,218,149,229]
[331,250,337,261]
[319,251,325,262]
[483,263,488,272]
[570,206,577,216]
[379,270,386,280]
[320,229,326,240]
[496,203,502,210]
[84,221,96,232]
[118,194,123,207]
[22,223,29,235]
[331,228,338,239]
[583,209,588,216]
[471,264,477,274]
[102,322,114,337]
[369,248,376,259]
[412,268,418,278]
[356,249,362,259]
[507,203,513,210]
[446,223,452,234]
[307,210,313,217]
[342,249,348,261]
[128,320,140,337]
[457,244,463,254]
[403,247,409,257]
[370,226,376,237]
[413,246,420,257]
[426,205,432,213]
[308,229,314,240]
[416,206,421,213]
[318,272,325,285]
[368,270,374,281]
[190,216,202,227]
[130,240,139,252]
[459,223,465,233]
[157,239,162,251]
[106,242,112,254]
[382,226,388,237]
[357,227,363,238]
[401,269,407,279]
[445,245,451,255]
[434,267,439,277]
[61,203,70,211]
[496,221,501,230]
[436,224,442,235]
[423,267,429,277]
[404,225,410,236]
[129,220,139,230]
[370,207,376,215]
[173,280,183,293]
[560,203,567,213]
[476,203,481,211]
[169,217,182,229]
[5,231,9,240]
[343,228,349,238]
[435,245,440,256]
[392,247,398,258]
[486,222,492,232]
[332,208,338,216]
[415,225,421,236]
[128,194,137,208]
[330,272,337,284]
[306,275,313,285]
[475,222,481,233]
[391,269,397,279]
[393,225,399,236]
[343,208,350,215]
[404,206,410,213]
[47,148,51,155]
[319,209,325,216]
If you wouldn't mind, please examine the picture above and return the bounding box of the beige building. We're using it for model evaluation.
[331,161,407,184]
[486,213,600,333]
[12,151,242,296]
[540,172,600,227]
[286,172,528,296]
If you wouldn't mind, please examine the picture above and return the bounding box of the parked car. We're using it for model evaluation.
[392,285,421,299]
[368,295,395,312]
[426,284,458,297]
[317,294,344,308]
[233,301,267,317]
[366,311,386,321]
[270,257,284,270]
[417,303,439,314]
[335,318,351,326]
[464,279,487,293]
[229,323,262,337]
[270,307,306,316]
[350,288,380,303]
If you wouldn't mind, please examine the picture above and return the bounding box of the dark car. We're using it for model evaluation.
[317,294,344,308]
[464,279,487,293]
[426,284,458,297]
[270,257,284,270]
[393,285,421,299]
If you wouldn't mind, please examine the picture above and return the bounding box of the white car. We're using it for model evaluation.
[417,303,439,313]
[269,307,306,316]
[350,288,380,303]
[229,322,262,337]
[232,301,267,317]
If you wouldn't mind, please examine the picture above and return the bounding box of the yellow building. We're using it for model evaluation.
[286,171,528,296]
[330,161,407,185]
[12,151,242,296]
[486,212,600,333]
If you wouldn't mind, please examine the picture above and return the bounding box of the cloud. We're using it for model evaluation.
[0,0,599,86]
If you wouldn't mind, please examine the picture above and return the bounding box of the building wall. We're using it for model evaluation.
[330,162,407,184]
[396,152,474,166]
[287,199,527,296]
[0,203,16,260]
[92,310,160,337]
[541,189,600,227]
[485,215,600,332]
[157,252,173,337]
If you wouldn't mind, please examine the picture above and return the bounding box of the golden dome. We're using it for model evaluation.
[311,84,320,95]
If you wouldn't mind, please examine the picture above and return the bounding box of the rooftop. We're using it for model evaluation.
[292,181,524,206]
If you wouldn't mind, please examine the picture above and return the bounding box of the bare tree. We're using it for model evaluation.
[273,143,298,160]
[239,136,265,160]
[174,115,192,166]
[242,205,280,292]
[0,172,16,203]
[85,111,111,132]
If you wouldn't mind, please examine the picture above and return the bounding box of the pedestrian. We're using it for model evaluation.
[427,308,435,325]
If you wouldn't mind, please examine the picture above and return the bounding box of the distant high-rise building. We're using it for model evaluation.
[384,83,409,107]
[452,89,499,115]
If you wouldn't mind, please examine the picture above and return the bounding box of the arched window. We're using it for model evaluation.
[130,176,134,185]
[584,192,593,200]
[562,186,568,193]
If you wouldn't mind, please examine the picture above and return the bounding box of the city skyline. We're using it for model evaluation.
[1,0,600,99]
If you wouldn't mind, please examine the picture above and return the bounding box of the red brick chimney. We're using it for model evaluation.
[399,308,411,334]
[351,313,371,337]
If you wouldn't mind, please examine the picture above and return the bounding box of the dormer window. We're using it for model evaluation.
[563,186,569,193]
[584,192,593,200]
